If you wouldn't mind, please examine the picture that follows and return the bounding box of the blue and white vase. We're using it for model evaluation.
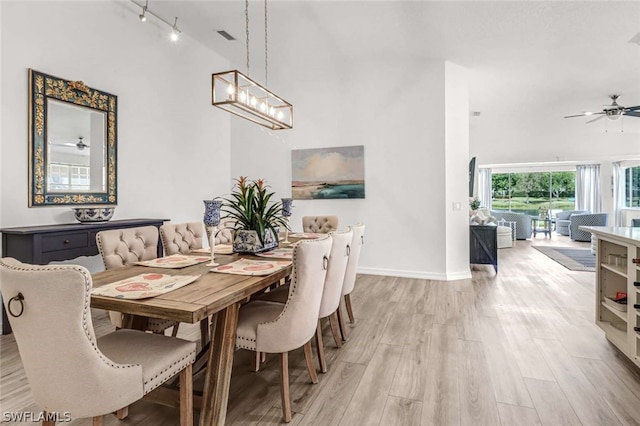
[203,200,223,227]
[203,199,223,241]
[281,198,293,217]
[233,229,278,254]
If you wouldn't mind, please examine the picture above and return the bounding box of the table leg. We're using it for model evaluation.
[199,303,240,426]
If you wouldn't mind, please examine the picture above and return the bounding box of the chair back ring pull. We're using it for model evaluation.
[323,255,329,270]
[346,244,351,256]
[8,293,25,318]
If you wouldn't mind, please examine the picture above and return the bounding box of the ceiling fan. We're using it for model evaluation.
[564,94,640,123]
[50,137,89,150]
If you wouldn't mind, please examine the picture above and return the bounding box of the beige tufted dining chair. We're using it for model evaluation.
[302,216,339,234]
[338,224,365,341]
[96,226,179,336]
[235,236,332,423]
[214,217,236,245]
[0,258,195,426]
[160,222,204,255]
[259,229,352,373]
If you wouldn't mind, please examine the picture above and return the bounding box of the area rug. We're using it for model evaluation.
[532,246,596,272]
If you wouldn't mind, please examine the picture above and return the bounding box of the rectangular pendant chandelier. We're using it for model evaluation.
[212,70,293,130]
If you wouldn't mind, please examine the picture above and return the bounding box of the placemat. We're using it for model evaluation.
[288,232,323,239]
[92,273,201,299]
[210,258,291,276]
[255,248,294,260]
[191,244,234,255]
[135,254,211,268]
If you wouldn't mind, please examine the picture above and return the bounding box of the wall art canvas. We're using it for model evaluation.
[292,145,365,199]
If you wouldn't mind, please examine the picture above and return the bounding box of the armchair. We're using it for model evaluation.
[570,213,608,242]
[490,211,532,240]
[555,210,589,236]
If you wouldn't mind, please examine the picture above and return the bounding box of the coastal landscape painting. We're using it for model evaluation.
[292,146,365,200]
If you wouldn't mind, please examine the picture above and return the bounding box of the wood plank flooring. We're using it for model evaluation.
[2,235,640,425]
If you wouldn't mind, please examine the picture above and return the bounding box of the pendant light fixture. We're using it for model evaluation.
[212,0,293,130]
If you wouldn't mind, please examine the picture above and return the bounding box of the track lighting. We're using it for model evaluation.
[131,1,181,42]
[170,17,180,42]
[139,0,147,21]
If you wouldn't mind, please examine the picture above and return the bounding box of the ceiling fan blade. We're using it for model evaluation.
[625,105,640,112]
[585,115,606,124]
[564,112,603,119]
[623,111,640,117]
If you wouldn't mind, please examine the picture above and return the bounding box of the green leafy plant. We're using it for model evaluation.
[223,176,289,244]
[469,197,481,211]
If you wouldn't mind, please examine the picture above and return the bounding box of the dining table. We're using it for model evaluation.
[90,249,293,426]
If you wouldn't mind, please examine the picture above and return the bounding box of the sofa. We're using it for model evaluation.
[570,213,608,241]
[490,211,532,240]
[555,210,589,236]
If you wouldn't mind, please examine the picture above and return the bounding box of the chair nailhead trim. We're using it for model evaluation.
[0,260,138,371]
[142,349,196,394]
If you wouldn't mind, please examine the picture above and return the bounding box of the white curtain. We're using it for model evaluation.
[477,168,492,209]
[612,162,625,226]
[575,164,601,213]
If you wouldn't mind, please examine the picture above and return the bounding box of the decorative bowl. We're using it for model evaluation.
[73,207,115,223]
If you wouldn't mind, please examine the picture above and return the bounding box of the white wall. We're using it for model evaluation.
[0,1,231,233]
[231,58,472,280]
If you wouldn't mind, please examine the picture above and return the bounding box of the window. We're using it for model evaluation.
[491,171,576,215]
[47,164,90,191]
[625,166,640,207]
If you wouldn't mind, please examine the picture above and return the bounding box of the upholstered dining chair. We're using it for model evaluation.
[160,222,204,255]
[215,217,235,245]
[338,223,365,342]
[259,229,352,373]
[0,258,196,426]
[302,216,339,234]
[235,236,332,423]
[96,226,179,336]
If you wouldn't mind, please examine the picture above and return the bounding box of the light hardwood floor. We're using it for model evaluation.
[2,234,640,425]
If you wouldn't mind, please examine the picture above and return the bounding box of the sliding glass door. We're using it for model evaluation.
[491,171,576,215]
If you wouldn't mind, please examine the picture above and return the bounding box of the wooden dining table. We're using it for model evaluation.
[90,251,292,426]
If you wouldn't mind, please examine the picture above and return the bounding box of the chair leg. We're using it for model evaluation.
[315,319,328,373]
[336,301,349,342]
[254,352,261,372]
[328,312,343,348]
[280,352,292,423]
[92,416,103,426]
[114,407,128,419]
[303,340,319,384]
[345,294,355,323]
[171,322,180,337]
[42,418,56,426]
[180,363,193,426]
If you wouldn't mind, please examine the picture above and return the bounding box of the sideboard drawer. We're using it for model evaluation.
[42,232,89,252]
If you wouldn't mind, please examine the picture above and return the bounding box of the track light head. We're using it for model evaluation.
[139,1,148,22]
[170,17,180,41]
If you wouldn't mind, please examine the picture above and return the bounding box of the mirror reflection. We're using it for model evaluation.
[47,99,107,192]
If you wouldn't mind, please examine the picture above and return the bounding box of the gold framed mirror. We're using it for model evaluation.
[28,69,117,206]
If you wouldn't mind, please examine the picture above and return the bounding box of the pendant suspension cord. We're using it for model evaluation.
[264,0,268,86]
[245,0,250,76]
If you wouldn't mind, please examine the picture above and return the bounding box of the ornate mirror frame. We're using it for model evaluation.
[28,69,117,206]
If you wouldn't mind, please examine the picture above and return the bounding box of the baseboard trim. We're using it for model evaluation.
[357,267,472,281]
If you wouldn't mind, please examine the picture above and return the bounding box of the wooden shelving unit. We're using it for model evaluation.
[585,226,640,368]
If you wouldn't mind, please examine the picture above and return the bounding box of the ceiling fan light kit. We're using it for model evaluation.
[564,94,640,124]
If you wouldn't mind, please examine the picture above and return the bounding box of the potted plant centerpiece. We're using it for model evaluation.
[223,176,289,254]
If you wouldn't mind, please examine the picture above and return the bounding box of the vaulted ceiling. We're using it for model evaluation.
[143,1,640,136]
